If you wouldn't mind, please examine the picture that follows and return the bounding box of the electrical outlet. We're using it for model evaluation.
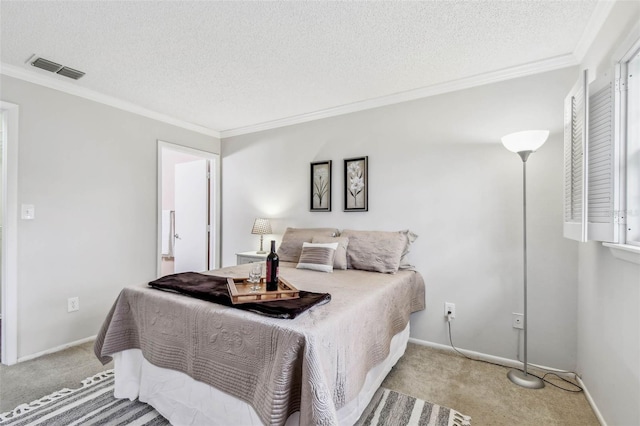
[512,313,523,329]
[68,297,80,313]
[444,302,456,320]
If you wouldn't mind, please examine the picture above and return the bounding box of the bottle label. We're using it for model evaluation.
[265,260,279,291]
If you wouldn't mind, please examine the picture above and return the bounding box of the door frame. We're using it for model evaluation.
[1,101,19,365]
[157,141,220,277]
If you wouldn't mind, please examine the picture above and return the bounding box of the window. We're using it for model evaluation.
[563,68,619,243]
[563,70,588,242]
[563,36,640,251]
[622,43,640,246]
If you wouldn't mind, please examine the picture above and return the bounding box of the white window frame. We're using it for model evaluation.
[603,34,640,264]
[619,41,640,246]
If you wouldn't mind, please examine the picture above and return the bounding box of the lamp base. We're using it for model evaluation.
[507,369,545,389]
[256,250,267,254]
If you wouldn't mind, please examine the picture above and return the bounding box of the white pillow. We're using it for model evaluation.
[296,242,339,273]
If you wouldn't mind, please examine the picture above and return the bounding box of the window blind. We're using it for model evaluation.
[563,68,620,243]
[564,70,588,242]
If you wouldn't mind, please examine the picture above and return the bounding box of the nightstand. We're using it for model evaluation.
[236,251,268,265]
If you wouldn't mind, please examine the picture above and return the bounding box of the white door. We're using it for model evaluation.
[174,159,209,273]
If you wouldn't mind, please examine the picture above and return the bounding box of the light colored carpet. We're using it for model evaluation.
[0,342,112,413]
[0,341,598,425]
[381,343,600,426]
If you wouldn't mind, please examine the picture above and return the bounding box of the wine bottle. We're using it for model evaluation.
[265,240,279,291]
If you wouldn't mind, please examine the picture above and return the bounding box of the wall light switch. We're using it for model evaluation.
[21,204,35,220]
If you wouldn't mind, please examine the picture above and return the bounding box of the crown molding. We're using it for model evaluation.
[2,50,579,141]
[0,63,220,139]
[220,53,577,138]
[573,0,617,63]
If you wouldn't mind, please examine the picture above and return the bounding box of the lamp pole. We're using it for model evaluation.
[501,130,548,389]
[506,150,545,389]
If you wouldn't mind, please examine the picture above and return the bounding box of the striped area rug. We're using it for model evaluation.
[0,370,471,426]
[0,370,168,426]
[356,388,471,426]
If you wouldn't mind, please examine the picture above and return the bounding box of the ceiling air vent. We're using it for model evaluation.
[30,56,85,80]
[56,66,85,80]
[31,57,63,73]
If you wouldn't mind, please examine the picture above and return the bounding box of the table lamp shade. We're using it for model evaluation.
[251,218,272,235]
[501,130,549,153]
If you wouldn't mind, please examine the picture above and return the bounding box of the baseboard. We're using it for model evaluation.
[408,337,578,379]
[17,335,97,363]
[409,338,607,425]
[576,376,607,426]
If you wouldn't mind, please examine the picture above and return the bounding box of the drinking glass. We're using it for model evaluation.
[248,263,262,292]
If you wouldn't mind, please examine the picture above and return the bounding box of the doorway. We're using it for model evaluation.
[157,141,220,277]
[1,102,19,365]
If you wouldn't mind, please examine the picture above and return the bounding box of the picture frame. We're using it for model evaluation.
[344,156,368,212]
[310,160,332,211]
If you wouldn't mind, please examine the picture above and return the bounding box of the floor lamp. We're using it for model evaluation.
[501,130,549,390]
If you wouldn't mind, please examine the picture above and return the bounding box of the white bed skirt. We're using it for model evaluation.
[113,323,410,426]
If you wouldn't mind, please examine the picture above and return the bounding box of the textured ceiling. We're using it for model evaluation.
[1,1,601,135]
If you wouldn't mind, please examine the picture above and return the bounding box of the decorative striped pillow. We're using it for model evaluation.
[296,242,339,273]
[312,236,349,270]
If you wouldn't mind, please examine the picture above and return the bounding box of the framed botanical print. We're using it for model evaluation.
[344,156,368,212]
[310,160,331,211]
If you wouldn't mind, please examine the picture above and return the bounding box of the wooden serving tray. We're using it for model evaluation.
[226,276,300,304]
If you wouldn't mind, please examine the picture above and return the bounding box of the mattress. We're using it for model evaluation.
[113,323,410,426]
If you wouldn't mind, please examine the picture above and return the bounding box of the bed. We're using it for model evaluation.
[94,229,425,426]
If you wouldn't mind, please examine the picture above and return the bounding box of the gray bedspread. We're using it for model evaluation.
[94,263,425,426]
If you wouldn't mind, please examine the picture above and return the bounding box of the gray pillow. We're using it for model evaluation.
[398,229,418,270]
[340,230,407,273]
[277,227,339,263]
[312,236,349,270]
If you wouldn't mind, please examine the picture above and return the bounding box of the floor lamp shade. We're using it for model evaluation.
[502,129,548,390]
[251,218,272,254]
[501,130,549,154]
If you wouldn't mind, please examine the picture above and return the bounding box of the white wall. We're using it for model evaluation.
[0,114,3,223]
[0,114,3,310]
[575,2,640,425]
[577,243,639,425]
[222,67,580,369]
[1,75,220,358]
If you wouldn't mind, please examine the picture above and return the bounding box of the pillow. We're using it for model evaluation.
[296,242,339,273]
[398,229,418,270]
[312,236,349,270]
[340,230,407,273]
[277,227,339,263]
